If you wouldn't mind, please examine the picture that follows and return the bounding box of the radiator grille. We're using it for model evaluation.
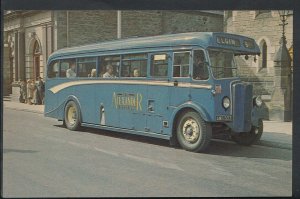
[232,83,253,132]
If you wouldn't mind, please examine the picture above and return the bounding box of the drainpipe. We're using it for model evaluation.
[66,11,69,47]
[117,10,121,39]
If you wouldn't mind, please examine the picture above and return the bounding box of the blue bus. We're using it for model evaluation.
[45,32,263,152]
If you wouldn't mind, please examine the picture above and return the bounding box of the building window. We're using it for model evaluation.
[225,11,232,20]
[258,10,271,14]
[260,40,267,69]
[34,41,41,55]
[255,10,271,18]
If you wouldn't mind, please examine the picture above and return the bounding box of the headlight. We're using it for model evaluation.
[222,96,230,109]
[254,96,263,107]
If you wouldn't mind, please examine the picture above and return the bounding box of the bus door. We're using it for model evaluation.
[146,52,171,134]
[169,51,192,108]
[118,53,148,131]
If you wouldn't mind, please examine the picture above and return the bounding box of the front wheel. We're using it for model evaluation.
[176,111,212,152]
[231,119,263,146]
[64,100,81,131]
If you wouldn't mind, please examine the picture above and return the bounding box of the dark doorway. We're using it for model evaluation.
[33,40,41,79]
[34,55,40,79]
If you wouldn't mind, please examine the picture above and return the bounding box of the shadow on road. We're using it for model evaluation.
[3,148,39,154]
[53,124,292,161]
[206,140,292,161]
[54,124,171,146]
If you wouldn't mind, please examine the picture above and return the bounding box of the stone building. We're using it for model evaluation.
[3,10,223,96]
[3,11,54,96]
[224,10,293,120]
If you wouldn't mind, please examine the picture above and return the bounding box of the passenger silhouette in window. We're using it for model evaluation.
[103,65,115,78]
[66,62,77,78]
[133,69,140,77]
[193,51,208,80]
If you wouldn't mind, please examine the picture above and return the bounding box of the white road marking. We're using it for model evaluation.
[94,147,120,157]
[190,157,234,177]
[123,153,184,172]
[31,133,183,172]
[246,169,278,179]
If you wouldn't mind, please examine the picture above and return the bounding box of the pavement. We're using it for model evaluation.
[3,97,292,150]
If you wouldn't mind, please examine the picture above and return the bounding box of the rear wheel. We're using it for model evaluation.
[64,101,81,131]
[231,119,263,146]
[176,111,212,152]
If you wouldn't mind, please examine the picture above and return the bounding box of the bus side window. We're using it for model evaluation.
[99,55,120,78]
[60,62,68,77]
[121,54,147,78]
[47,61,59,78]
[150,54,168,77]
[77,57,97,77]
[61,58,76,78]
[193,50,209,80]
[173,51,190,77]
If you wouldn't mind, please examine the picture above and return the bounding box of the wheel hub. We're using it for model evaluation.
[182,118,200,143]
[67,106,77,125]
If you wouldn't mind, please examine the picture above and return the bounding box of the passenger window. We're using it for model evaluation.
[121,54,147,77]
[48,60,59,78]
[77,57,97,77]
[150,54,168,77]
[99,55,120,78]
[193,50,209,80]
[61,59,76,78]
[173,52,190,77]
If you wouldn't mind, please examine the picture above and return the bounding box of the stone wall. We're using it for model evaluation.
[224,10,293,119]
[163,11,223,33]
[55,10,223,48]
[225,11,293,95]
[121,11,163,37]
[55,11,118,48]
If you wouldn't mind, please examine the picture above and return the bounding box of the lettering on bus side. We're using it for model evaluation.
[112,92,143,111]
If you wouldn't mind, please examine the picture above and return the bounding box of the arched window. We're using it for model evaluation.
[33,40,41,55]
[33,40,41,79]
[260,40,267,69]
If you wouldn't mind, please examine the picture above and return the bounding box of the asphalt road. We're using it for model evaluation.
[3,108,292,197]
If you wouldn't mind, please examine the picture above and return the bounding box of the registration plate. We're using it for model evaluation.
[216,115,232,121]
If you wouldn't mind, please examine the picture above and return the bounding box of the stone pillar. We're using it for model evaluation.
[3,32,11,96]
[47,25,53,56]
[17,30,25,81]
[14,31,19,80]
[42,25,48,78]
[269,38,292,121]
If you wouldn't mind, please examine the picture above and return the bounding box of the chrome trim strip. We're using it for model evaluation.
[49,79,212,94]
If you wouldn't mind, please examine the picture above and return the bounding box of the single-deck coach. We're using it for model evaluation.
[45,32,264,152]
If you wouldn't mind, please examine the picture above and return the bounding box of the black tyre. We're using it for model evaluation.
[64,100,81,131]
[231,119,263,146]
[176,111,212,152]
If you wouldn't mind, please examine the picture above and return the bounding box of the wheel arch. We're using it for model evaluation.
[64,95,83,123]
[170,102,211,144]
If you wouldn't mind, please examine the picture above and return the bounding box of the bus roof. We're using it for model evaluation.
[48,32,260,62]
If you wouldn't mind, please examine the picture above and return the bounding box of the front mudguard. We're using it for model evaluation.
[251,105,264,128]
